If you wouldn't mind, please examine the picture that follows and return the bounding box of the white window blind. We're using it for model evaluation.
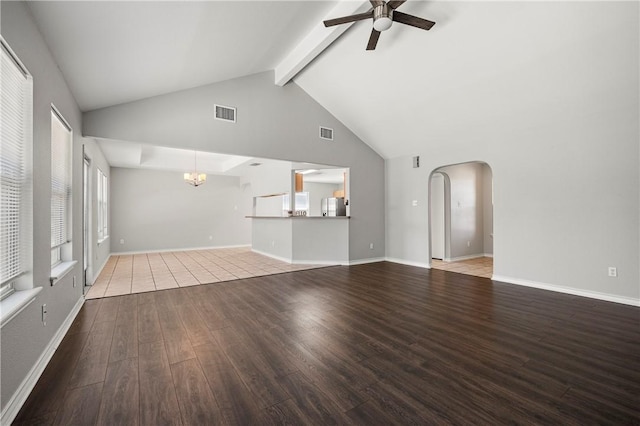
[1,39,32,299]
[50,108,72,258]
[97,168,108,240]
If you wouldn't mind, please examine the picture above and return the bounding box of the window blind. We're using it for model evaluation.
[1,40,31,295]
[50,109,72,251]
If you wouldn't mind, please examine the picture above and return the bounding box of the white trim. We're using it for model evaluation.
[350,257,387,266]
[50,260,77,285]
[1,296,84,425]
[250,249,351,266]
[0,287,42,328]
[113,244,250,256]
[492,275,640,307]
[385,257,431,269]
[292,259,345,266]
[484,253,494,258]
[250,249,292,264]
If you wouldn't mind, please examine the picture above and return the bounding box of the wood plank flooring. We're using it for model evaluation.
[13,262,640,425]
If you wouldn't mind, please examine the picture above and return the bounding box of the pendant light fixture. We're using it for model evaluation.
[184,150,206,187]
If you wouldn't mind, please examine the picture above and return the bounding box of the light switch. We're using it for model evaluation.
[412,200,418,207]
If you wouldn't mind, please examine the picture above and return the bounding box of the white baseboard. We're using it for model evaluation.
[348,257,386,266]
[385,257,431,269]
[251,249,292,264]
[484,253,494,258]
[292,259,346,266]
[492,275,640,307]
[113,244,251,256]
[250,249,347,266]
[1,296,85,425]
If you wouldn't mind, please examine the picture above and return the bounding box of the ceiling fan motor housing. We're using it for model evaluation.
[373,4,393,32]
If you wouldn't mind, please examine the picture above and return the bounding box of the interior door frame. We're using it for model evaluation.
[428,170,452,265]
[82,148,91,290]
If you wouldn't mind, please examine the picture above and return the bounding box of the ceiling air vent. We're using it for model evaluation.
[215,104,236,123]
[319,126,334,141]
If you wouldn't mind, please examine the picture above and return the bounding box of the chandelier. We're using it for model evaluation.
[184,150,206,187]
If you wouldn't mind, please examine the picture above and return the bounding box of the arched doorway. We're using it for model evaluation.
[429,161,493,278]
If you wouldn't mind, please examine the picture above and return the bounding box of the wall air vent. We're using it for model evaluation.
[319,126,334,141]
[215,104,236,123]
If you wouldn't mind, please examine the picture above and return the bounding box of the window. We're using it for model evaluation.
[97,168,108,241]
[50,107,72,267]
[0,38,32,300]
[282,192,309,216]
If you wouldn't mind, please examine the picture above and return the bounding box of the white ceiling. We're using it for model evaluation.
[294,1,635,158]
[27,0,337,111]
[26,1,631,164]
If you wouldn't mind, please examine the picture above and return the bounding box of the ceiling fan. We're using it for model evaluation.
[323,0,435,51]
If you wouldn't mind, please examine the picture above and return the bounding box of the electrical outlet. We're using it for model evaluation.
[608,267,617,277]
[467,241,471,247]
[412,200,418,207]
[119,238,125,245]
[369,243,374,250]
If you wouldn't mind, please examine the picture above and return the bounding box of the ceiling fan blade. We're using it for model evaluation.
[387,0,406,10]
[392,10,436,30]
[324,11,372,27]
[366,29,381,50]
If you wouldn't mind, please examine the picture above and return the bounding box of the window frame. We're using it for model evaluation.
[97,167,108,242]
[50,106,73,268]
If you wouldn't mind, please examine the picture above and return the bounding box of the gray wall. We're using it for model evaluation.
[0,1,108,411]
[110,168,252,253]
[435,162,492,260]
[385,18,639,302]
[436,163,485,259]
[84,71,385,262]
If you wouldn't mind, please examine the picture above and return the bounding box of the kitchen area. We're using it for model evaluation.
[247,166,350,265]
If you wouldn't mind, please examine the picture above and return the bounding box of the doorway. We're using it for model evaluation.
[429,162,493,278]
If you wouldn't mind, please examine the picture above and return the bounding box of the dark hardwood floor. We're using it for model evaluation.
[13,262,640,425]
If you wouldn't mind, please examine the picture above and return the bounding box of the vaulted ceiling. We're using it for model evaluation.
[26,1,637,161]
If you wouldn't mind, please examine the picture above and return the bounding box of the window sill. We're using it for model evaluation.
[1,287,42,328]
[50,260,77,286]
[97,236,109,246]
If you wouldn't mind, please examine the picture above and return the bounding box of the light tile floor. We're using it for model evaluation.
[431,256,493,279]
[86,246,328,299]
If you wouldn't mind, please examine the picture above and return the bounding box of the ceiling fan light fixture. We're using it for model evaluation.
[373,16,393,32]
[373,4,392,31]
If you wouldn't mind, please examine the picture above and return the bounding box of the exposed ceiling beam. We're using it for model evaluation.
[274,0,371,86]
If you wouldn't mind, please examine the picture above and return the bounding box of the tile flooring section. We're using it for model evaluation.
[86,246,327,299]
[431,256,493,279]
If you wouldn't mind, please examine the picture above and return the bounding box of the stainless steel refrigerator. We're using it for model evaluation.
[321,197,347,216]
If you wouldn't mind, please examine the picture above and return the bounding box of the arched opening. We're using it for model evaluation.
[428,161,493,278]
